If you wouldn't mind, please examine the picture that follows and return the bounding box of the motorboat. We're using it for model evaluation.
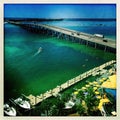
[14,97,31,110]
[4,104,16,116]
[64,100,75,109]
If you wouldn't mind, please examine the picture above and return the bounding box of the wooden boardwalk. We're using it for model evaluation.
[8,21,116,51]
[24,60,115,106]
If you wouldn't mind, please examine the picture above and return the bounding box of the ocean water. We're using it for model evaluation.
[4,21,116,102]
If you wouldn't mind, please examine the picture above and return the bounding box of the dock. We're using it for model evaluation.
[8,20,116,53]
[24,60,115,106]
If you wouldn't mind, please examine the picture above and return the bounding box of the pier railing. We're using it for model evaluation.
[25,60,116,106]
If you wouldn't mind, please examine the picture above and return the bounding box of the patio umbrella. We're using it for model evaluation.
[89,82,93,85]
[95,84,100,87]
[81,87,86,90]
[73,91,79,95]
[99,79,104,83]
[96,96,102,99]
[93,87,97,91]
[86,84,90,87]
[93,81,98,85]
[98,98,110,110]
[95,91,100,95]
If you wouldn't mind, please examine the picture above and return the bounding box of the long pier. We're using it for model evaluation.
[8,21,116,53]
[24,60,115,106]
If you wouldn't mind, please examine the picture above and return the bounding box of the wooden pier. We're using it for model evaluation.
[8,21,116,53]
[24,60,115,106]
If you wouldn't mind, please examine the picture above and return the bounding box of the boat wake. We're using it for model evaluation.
[33,47,42,57]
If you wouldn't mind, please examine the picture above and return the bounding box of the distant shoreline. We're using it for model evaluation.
[4,18,116,22]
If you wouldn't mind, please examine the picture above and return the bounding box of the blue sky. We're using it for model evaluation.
[4,4,116,18]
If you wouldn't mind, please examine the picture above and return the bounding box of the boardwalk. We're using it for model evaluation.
[25,60,115,106]
[8,21,116,52]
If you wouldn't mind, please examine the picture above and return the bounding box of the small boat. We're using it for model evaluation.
[14,97,31,110]
[64,100,75,109]
[4,104,16,116]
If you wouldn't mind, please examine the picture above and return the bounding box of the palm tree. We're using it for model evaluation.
[40,99,51,116]
[76,103,86,116]
[76,90,85,103]
[84,87,99,115]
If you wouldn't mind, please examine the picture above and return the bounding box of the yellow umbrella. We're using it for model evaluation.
[89,82,93,85]
[101,98,110,103]
[102,78,106,81]
[96,96,101,99]
[99,78,106,83]
[74,91,79,95]
[99,79,104,83]
[98,98,110,110]
[82,87,86,90]
[86,84,90,87]
[95,84,100,87]
[93,81,98,85]
[93,87,97,91]
[95,92,99,95]
[101,74,116,89]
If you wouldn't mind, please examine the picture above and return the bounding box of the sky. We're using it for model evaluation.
[4,4,116,19]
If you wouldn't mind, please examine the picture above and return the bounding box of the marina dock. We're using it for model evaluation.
[24,60,115,106]
[8,20,116,53]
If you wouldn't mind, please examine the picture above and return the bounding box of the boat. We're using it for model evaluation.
[14,97,31,110]
[4,104,16,116]
[64,100,75,109]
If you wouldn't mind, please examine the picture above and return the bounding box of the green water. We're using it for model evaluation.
[4,24,116,101]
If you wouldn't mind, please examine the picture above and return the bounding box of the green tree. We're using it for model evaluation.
[76,103,86,116]
[55,99,65,116]
[40,99,51,116]
[76,90,85,103]
[47,96,65,116]
[61,92,71,102]
[84,87,99,115]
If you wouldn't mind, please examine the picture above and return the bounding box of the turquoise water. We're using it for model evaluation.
[4,22,116,102]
